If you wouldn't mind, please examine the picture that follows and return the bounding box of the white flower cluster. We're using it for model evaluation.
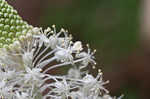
[0,25,123,99]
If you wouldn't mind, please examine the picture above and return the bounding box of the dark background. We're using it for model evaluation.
[8,0,150,98]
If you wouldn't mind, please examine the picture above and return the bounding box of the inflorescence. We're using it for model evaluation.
[0,26,123,99]
[0,0,123,99]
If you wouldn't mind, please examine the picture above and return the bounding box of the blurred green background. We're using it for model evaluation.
[41,0,140,68]
[9,0,150,98]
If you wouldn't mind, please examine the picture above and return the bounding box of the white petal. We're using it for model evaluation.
[72,41,83,51]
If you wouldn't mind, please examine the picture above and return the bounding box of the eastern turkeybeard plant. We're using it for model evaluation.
[0,0,123,99]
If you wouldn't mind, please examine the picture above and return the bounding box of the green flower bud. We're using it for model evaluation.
[0,0,32,48]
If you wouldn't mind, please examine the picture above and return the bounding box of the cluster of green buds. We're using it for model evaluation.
[0,0,32,48]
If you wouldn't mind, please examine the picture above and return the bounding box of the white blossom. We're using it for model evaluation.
[0,26,122,99]
[24,66,44,84]
[76,46,96,69]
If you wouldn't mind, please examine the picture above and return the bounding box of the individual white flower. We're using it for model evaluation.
[43,77,71,99]
[80,73,109,97]
[55,41,83,62]
[55,46,73,62]
[47,26,71,49]
[35,33,50,47]
[48,34,64,49]
[53,79,70,95]
[24,66,44,84]
[76,45,96,69]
